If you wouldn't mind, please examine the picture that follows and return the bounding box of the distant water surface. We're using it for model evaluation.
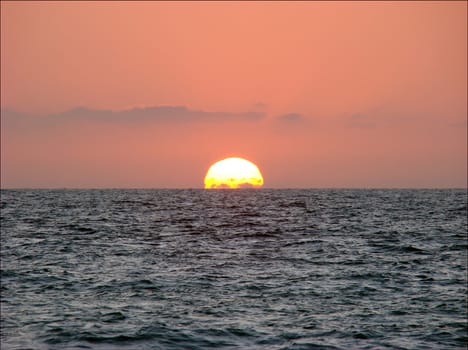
[1,189,467,349]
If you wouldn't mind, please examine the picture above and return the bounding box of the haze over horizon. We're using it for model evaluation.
[1,2,466,189]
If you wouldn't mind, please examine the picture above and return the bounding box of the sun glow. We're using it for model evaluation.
[204,157,264,189]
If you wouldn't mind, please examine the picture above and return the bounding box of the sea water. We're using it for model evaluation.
[1,189,466,349]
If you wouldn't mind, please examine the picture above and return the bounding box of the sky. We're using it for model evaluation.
[1,1,466,188]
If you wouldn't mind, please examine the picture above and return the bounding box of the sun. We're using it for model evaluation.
[204,157,264,189]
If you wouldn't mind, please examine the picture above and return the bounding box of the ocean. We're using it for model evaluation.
[1,189,466,350]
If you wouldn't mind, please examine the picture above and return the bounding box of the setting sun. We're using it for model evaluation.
[204,157,264,189]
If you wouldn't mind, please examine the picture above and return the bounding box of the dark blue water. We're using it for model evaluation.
[1,189,466,350]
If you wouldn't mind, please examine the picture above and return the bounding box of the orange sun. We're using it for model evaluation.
[204,157,264,189]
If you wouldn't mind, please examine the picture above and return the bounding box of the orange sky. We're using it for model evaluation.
[1,1,466,188]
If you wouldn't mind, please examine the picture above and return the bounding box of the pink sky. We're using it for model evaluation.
[1,1,466,188]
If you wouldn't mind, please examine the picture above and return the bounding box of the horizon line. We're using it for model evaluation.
[1,187,466,191]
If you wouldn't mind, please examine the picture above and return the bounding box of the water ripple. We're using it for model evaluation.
[1,189,466,349]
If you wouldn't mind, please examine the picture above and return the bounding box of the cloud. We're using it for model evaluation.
[448,119,467,128]
[345,114,377,129]
[60,105,265,123]
[252,102,268,111]
[343,111,465,130]
[1,105,265,127]
[277,113,304,122]
[1,108,46,129]
[132,106,264,122]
